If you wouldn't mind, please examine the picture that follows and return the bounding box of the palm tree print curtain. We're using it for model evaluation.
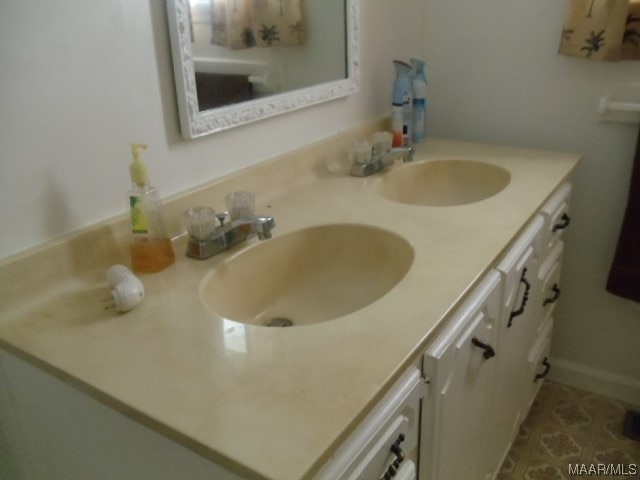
[559,0,640,61]
[209,0,304,50]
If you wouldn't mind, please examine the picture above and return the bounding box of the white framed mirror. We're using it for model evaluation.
[166,0,360,139]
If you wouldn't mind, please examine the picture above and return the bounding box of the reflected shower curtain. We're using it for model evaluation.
[209,0,304,50]
[559,0,640,61]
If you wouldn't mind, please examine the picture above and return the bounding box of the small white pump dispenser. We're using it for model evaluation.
[105,265,144,313]
[127,143,175,273]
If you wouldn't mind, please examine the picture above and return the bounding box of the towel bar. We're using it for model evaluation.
[599,82,640,124]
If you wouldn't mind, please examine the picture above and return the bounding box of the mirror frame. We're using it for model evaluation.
[166,0,360,139]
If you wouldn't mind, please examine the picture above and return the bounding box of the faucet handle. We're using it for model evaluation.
[225,191,255,220]
[371,131,393,156]
[184,207,217,241]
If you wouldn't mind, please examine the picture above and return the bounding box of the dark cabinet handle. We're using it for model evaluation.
[471,337,496,359]
[381,434,405,480]
[552,213,571,232]
[534,357,551,382]
[543,283,561,306]
[509,268,531,327]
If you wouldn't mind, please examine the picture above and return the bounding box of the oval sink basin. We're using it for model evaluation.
[199,224,414,327]
[378,160,511,206]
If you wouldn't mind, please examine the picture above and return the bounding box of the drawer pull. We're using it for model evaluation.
[471,337,496,359]
[543,284,561,306]
[552,213,571,232]
[381,434,405,480]
[509,268,531,327]
[534,357,551,382]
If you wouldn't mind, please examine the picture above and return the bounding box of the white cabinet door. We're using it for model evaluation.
[420,272,501,480]
[489,217,543,477]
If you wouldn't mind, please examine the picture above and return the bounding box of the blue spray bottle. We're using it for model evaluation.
[391,60,414,148]
[411,58,428,143]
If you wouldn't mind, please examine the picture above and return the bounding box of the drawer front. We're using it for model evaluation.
[314,368,422,480]
[537,183,572,259]
[538,241,564,332]
[349,415,411,480]
[524,316,554,416]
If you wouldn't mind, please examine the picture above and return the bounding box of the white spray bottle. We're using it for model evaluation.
[411,58,428,143]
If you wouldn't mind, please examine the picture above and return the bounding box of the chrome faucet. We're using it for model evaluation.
[349,147,413,177]
[186,213,276,260]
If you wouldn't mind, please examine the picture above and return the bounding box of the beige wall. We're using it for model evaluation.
[0,0,424,259]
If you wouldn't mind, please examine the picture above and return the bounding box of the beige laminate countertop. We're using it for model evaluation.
[0,134,580,480]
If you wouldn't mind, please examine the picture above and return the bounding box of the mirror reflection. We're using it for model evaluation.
[166,0,359,138]
[190,0,346,110]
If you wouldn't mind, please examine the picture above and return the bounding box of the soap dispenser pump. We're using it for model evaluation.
[127,143,175,273]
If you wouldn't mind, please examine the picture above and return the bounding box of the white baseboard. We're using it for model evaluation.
[547,357,640,407]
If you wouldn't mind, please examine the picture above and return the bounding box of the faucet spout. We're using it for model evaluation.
[380,147,413,166]
[349,146,413,177]
[234,216,276,240]
[186,214,276,260]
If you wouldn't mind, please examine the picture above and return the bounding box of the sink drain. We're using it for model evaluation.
[264,317,294,327]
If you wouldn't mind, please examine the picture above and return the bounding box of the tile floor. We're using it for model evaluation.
[498,381,640,480]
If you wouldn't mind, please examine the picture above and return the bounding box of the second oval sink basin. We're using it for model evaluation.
[199,224,414,327]
[378,160,511,206]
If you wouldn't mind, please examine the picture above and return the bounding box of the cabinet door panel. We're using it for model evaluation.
[437,312,495,480]
[491,252,539,477]
[491,218,543,478]
[421,272,501,480]
[496,216,543,324]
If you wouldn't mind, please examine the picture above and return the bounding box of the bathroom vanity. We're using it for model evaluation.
[419,183,571,480]
[0,124,579,480]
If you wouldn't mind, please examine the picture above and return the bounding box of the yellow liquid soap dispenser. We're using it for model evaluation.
[127,143,175,273]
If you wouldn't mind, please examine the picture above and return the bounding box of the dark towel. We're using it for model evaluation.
[606,128,640,302]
